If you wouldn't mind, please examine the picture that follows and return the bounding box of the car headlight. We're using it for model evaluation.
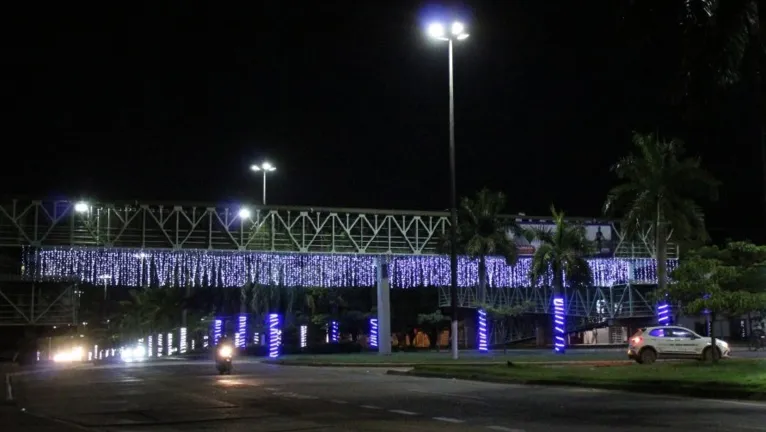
[133,346,145,358]
[218,346,233,357]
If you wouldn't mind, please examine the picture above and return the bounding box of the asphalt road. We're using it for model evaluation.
[5,360,766,432]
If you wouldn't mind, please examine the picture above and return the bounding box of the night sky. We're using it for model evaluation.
[5,2,763,241]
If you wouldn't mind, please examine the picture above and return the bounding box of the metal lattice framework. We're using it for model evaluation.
[0,199,677,257]
[0,199,678,322]
[0,276,79,326]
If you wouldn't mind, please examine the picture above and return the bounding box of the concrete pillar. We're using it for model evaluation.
[376,257,392,355]
[182,284,191,327]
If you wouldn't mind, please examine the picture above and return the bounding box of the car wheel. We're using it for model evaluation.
[702,347,722,362]
[639,348,657,365]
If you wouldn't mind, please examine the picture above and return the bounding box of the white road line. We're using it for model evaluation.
[389,409,418,416]
[408,388,485,401]
[361,405,382,410]
[264,387,278,391]
[330,399,348,404]
[487,426,525,432]
[433,417,465,423]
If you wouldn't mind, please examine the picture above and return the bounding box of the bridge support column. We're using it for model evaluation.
[376,257,391,355]
[182,284,191,328]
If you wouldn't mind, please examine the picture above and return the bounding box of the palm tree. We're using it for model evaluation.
[678,0,764,225]
[529,207,592,351]
[604,132,719,297]
[442,189,521,306]
[116,288,182,340]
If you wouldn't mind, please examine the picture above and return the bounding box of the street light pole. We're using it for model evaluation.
[262,171,268,205]
[447,37,460,361]
[428,21,468,360]
[250,162,277,205]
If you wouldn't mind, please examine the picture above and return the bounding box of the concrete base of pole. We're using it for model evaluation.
[451,320,459,360]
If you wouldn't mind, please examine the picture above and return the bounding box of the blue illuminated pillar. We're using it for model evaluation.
[179,327,187,354]
[236,314,247,348]
[657,303,670,326]
[552,296,566,353]
[477,309,488,352]
[268,313,282,358]
[330,320,339,343]
[213,319,223,345]
[369,318,378,349]
[300,325,308,348]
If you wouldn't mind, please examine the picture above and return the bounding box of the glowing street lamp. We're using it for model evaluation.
[426,20,469,360]
[238,207,252,219]
[74,201,89,213]
[250,162,277,205]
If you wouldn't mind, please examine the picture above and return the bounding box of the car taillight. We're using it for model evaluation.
[631,336,642,344]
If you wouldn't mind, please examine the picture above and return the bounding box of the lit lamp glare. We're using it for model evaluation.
[74,202,89,213]
[238,208,251,219]
[451,22,464,35]
[250,162,276,172]
[428,23,446,39]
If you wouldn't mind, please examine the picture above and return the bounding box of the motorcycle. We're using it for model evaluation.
[216,344,233,375]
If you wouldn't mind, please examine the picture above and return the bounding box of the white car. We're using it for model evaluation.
[628,326,731,364]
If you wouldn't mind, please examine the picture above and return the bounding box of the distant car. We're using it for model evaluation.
[628,326,730,364]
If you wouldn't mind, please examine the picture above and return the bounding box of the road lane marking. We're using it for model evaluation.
[264,387,277,391]
[433,417,465,423]
[330,400,348,404]
[408,388,485,401]
[360,405,381,410]
[389,409,417,415]
[487,426,525,432]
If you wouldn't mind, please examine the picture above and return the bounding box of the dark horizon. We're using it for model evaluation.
[5,2,763,241]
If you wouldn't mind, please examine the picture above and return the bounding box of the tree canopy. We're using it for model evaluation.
[668,241,766,318]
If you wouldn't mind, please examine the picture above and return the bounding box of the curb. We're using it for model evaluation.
[263,359,633,368]
[390,370,766,401]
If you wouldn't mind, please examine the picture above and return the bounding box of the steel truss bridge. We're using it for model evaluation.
[0,199,678,325]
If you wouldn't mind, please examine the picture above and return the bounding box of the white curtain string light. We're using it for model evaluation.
[23,247,675,289]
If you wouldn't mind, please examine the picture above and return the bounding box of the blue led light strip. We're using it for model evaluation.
[477,309,488,352]
[553,296,566,353]
[179,327,187,354]
[213,319,223,345]
[268,313,281,358]
[369,318,378,348]
[657,303,670,325]
[237,315,247,348]
[330,321,339,342]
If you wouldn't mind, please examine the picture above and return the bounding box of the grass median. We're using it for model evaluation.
[397,361,766,400]
[265,351,627,366]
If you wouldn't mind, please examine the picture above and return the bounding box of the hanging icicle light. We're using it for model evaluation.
[25,247,673,288]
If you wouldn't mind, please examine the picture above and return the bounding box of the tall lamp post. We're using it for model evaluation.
[427,21,469,360]
[250,162,277,205]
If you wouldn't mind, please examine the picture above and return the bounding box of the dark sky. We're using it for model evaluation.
[4,2,763,240]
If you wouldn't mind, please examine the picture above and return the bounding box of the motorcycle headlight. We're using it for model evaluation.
[218,346,233,357]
